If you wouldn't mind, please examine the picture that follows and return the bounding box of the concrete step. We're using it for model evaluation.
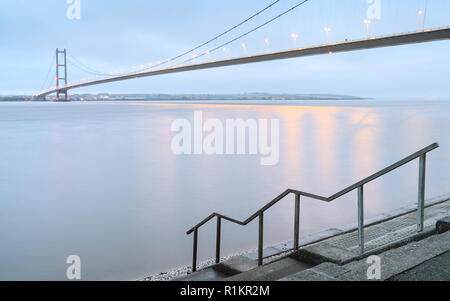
[281,218,450,281]
[177,267,230,281]
[222,257,312,281]
[179,255,311,282]
[179,255,259,281]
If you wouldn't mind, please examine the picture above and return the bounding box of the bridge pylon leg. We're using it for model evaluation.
[55,48,70,101]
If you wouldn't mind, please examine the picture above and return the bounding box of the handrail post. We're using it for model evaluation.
[216,216,221,264]
[418,153,426,232]
[192,228,198,272]
[258,213,264,266]
[358,185,364,255]
[294,194,300,250]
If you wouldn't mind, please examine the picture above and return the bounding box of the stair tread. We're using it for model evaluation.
[178,268,229,281]
[222,257,312,281]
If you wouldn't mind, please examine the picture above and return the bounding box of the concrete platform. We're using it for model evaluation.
[293,197,450,265]
[389,251,450,281]
[281,230,450,281]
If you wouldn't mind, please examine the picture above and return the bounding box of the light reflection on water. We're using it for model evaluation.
[0,100,448,280]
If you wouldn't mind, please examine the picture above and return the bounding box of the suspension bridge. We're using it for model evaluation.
[34,0,450,101]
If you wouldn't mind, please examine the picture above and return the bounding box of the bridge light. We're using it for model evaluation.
[417,10,426,31]
[363,19,371,38]
[290,33,299,47]
[241,43,248,55]
[324,27,331,44]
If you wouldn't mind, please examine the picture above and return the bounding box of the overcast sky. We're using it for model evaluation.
[0,0,449,98]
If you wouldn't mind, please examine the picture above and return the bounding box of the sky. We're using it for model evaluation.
[0,0,449,98]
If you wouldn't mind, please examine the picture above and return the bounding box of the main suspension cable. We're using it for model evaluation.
[173,0,310,68]
[136,0,283,73]
[39,53,56,91]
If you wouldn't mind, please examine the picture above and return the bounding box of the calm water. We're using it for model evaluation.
[0,100,449,280]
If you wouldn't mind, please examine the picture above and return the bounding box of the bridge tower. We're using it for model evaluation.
[55,48,70,101]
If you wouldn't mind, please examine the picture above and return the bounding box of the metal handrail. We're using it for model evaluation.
[186,143,439,272]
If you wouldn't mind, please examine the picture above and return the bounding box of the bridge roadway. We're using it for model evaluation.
[36,26,450,98]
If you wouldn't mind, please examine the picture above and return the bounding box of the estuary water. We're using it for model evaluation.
[0,99,449,280]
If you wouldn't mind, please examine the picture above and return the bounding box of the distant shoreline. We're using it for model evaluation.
[0,93,368,102]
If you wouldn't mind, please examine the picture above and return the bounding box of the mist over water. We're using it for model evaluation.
[0,99,449,280]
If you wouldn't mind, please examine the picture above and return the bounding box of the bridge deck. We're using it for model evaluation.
[37,26,450,97]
